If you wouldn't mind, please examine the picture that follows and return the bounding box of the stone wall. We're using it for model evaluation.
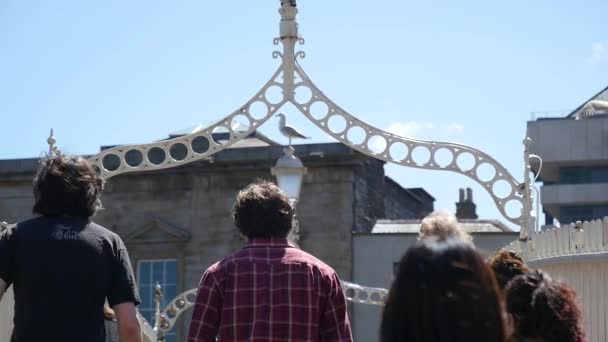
[383,177,427,220]
[0,158,37,223]
[352,161,434,232]
[352,159,386,233]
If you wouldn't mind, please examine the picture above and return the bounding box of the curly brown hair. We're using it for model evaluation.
[233,181,293,239]
[33,155,104,218]
[506,270,585,342]
[488,249,529,290]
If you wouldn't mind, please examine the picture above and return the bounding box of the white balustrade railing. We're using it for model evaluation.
[504,217,608,342]
[3,216,607,342]
[505,217,608,262]
[0,287,14,342]
[143,280,388,341]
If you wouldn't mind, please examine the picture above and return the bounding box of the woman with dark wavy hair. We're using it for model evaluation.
[505,270,585,342]
[381,238,507,342]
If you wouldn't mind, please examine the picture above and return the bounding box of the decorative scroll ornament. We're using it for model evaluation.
[87,0,530,230]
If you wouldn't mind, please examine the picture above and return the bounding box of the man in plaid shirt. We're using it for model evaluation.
[188,181,353,342]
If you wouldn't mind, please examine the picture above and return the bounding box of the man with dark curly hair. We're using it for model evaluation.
[0,155,142,342]
[188,180,353,342]
[505,270,585,342]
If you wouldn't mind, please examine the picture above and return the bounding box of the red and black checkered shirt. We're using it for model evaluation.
[187,238,353,342]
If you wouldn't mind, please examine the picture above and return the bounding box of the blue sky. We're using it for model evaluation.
[1,0,606,229]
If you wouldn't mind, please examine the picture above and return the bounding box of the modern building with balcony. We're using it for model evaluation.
[527,86,608,226]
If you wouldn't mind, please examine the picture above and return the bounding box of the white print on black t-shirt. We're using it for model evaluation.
[53,225,79,240]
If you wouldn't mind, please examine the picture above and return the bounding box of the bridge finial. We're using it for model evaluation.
[281,1,297,9]
[279,0,298,40]
[519,136,535,246]
[47,129,58,156]
[277,0,299,100]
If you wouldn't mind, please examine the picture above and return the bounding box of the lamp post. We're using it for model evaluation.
[574,221,585,250]
[154,282,166,342]
[271,146,307,245]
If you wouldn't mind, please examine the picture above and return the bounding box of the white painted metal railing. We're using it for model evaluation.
[143,280,388,341]
[505,217,608,261]
[505,217,608,342]
[0,287,14,342]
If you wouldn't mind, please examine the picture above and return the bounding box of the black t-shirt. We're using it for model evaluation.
[0,216,140,342]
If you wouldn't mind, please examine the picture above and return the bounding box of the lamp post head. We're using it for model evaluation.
[154,282,163,300]
[272,147,307,201]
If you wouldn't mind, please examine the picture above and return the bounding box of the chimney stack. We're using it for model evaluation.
[456,187,478,219]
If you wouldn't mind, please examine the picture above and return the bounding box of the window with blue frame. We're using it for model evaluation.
[137,259,178,342]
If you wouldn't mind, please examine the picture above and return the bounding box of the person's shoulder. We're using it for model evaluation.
[288,248,337,275]
[209,247,260,274]
[1,217,54,240]
[87,221,115,235]
[213,249,246,270]
[85,220,118,237]
[10,216,46,235]
[15,216,45,229]
[87,221,126,245]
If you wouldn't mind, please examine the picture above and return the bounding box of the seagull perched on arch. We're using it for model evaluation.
[276,112,310,146]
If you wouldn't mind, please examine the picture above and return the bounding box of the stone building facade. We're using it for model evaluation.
[0,137,433,341]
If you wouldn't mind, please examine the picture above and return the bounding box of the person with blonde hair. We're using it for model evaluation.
[418,211,472,243]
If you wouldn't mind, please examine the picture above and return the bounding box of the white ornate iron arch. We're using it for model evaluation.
[88,0,533,233]
[46,2,535,340]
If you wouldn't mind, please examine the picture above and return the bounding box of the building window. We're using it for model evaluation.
[560,205,608,224]
[560,166,608,184]
[137,259,178,342]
